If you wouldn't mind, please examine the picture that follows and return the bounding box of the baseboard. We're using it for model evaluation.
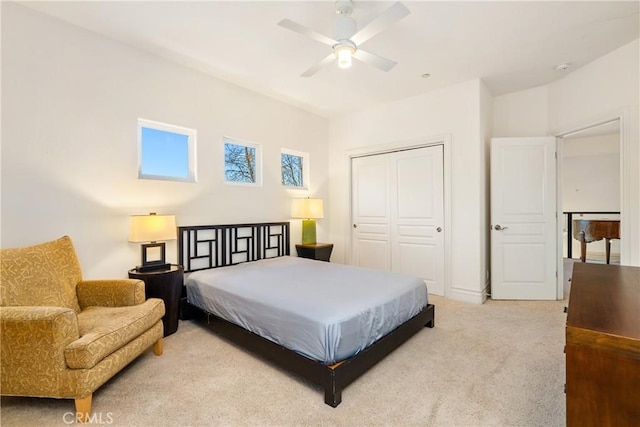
[449,286,487,304]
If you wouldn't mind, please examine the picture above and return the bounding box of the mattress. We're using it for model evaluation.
[185,256,428,364]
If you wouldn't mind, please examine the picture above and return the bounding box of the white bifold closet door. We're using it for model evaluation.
[351,145,444,296]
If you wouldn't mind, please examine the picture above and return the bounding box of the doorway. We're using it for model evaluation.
[558,119,622,297]
[490,115,626,301]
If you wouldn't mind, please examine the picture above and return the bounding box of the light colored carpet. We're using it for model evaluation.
[1,295,567,426]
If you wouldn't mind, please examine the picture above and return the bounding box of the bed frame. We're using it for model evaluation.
[178,222,435,407]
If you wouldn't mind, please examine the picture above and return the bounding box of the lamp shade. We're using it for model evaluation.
[291,198,324,219]
[129,213,176,243]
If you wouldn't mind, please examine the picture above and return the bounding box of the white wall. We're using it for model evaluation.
[492,86,549,137]
[329,79,488,304]
[563,133,620,212]
[1,3,329,278]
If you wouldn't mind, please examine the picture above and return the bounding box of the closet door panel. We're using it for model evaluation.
[351,145,444,295]
[351,155,391,271]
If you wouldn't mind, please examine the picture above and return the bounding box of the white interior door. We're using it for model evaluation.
[490,137,557,300]
[352,145,444,295]
[351,154,391,271]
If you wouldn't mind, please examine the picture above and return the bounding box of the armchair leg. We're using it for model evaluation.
[153,337,163,356]
[75,394,92,423]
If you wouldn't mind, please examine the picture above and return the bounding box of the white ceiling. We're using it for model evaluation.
[19,1,640,118]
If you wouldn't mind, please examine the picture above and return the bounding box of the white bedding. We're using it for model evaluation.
[185,256,428,364]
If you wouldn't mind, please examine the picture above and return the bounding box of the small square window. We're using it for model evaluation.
[224,139,262,186]
[138,119,196,182]
[281,148,309,189]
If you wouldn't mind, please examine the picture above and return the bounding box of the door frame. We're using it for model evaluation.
[345,134,452,298]
[552,108,629,299]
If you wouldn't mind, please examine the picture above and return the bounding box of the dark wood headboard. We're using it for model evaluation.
[178,222,290,273]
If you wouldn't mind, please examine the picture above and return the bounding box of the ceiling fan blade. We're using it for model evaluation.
[301,53,336,77]
[353,49,397,72]
[278,19,337,47]
[350,2,410,46]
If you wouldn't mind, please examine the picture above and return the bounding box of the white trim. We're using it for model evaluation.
[450,286,487,305]
[345,134,453,299]
[137,118,197,183]
[555,137,564,300]
[223,137,263,187]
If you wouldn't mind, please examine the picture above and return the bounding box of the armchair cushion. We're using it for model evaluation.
[77,279,146,309]
[1,236,82,313]
[65,298,165,369]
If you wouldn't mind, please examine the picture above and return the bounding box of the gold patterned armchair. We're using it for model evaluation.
[1,236,165,422]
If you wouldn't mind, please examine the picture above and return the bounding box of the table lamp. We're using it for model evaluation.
[291,198,324,245]
[129,213,176,272]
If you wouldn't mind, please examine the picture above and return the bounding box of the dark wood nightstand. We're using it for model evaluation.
[295,243,333,262]
[128,265,183,337]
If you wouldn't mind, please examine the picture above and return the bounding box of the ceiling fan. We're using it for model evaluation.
[278,0,410,77]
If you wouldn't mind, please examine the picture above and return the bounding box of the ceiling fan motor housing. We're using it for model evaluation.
[335,14,357,41]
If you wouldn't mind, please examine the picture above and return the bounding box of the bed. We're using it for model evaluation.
[178,222,435,407]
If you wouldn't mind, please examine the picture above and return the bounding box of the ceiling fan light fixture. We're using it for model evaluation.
[336,45,354,68]
[334,43,356,69]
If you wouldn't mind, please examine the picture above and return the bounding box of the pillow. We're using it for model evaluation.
[1,236,82,313]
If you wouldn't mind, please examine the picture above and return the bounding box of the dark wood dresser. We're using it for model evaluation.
[566,262,640,426]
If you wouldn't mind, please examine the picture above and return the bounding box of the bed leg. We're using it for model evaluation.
[424,305,435,328]
[179,297,194,320]
[324,388,342,407]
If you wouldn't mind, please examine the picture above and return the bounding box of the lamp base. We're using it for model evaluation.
[301,219,317,245]
[138,242,169,272]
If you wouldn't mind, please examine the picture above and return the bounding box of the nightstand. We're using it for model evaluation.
[295,243,333,262]
[128,265,183,337]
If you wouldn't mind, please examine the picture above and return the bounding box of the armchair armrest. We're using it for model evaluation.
[77,279,146,310]
[1,306,79,373]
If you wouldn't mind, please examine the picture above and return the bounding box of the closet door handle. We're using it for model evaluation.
[353,224,358,229]
[436,227,442,232]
